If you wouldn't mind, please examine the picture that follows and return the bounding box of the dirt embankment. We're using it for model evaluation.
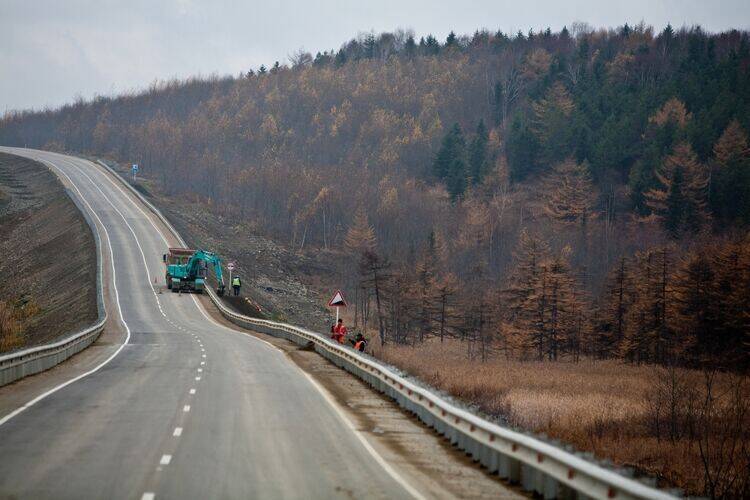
[0,153,97,352]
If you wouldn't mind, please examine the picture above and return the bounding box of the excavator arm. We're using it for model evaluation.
[181,250,226,295]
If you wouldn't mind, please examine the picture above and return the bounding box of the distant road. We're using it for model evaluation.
[0,148,419,499]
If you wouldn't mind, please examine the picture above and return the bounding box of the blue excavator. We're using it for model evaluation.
[163,248,225,295]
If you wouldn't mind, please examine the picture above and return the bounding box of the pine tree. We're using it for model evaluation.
[433,123,467,199]
[445,31,458,47]
[468,119,489,185]
[530,82,576,165]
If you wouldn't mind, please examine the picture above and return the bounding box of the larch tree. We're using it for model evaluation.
[671,251,716,365]
[621,247,676,364]
[542,159,598,273]
[597,256,635,357]
[645,142,709,237]
[502,229,551,358]
[712,120,750,224]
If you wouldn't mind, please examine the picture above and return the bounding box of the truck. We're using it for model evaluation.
[163,248,226,295]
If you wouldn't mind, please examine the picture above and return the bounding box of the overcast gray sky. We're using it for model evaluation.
[1,0,749,113]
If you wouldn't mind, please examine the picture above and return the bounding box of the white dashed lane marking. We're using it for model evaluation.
[173,427,183,437]
[159,455,172,465]
[141,493,155,500]
[189,388,196,394]
[195,376,201,381]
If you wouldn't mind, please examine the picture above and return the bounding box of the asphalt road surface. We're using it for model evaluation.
[0,148,424,500]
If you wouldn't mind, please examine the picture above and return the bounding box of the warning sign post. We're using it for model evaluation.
[327,290,348,322]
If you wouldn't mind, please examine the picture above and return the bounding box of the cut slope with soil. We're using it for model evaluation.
[0,152,97,352]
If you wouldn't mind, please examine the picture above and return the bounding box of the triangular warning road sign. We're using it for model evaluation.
[328,290,348,307]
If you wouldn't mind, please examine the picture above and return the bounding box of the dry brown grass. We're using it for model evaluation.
[0,300,24,352]
[375,340,749,497]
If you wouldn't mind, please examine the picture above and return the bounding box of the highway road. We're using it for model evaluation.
[0,148,425,499]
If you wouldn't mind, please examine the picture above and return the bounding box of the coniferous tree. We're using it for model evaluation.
[671,252,715,364]
[543,159,597,252]
[596,256,635,357]
[530,82,576,166]
[468,119,489,185]
[445,31,458,48]
[645,142,709,236]
[433,123,467,199]
[712,120,750,224]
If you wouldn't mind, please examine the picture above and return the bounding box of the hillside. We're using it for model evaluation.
[2,23,749,367]
[3,23,750,496]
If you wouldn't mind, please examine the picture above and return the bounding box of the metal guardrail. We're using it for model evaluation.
[97,158,678,500]
[0,161,106,387]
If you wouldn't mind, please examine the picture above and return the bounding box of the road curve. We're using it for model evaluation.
[0,148,417,499]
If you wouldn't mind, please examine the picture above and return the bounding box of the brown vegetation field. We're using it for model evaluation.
[378,341,750,497]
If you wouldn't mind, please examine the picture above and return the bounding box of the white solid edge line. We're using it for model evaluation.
[0,155,132,427]
[86,152,424,499]
[298,369,425,500]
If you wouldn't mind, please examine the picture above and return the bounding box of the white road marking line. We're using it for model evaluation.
[173,427,183,437]
[183,405,191,412]
[197,368,203,372]
[189,388,196,394]
[202,354,206,358]
[65,153,421,498]
[200,361,205,365]
[298,369,425,500]
[195,376,201,381]
[62,159,163,307]
[141,493,155,500]
[160,454,172,465]
[0,156,132,427]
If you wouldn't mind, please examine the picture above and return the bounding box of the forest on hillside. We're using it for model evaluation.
[2,23,749,370]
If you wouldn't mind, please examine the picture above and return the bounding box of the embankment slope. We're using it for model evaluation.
[0,152,97,351]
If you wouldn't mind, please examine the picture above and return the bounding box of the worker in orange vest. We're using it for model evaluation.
[332,318,347,344]
[350,333,367,352]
